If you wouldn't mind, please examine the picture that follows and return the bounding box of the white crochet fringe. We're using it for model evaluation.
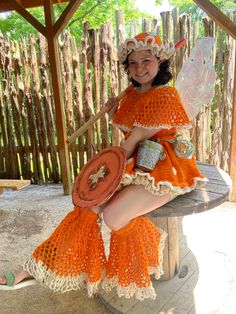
[113,122,191,132]
[23,228,167,301]
[102,228,168,301]
[100,212,111,260]
[103,279,157,300]
[23,257,101,297]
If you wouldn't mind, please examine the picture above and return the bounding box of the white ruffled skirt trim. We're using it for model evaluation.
[121,170,208,196]
[101,228,168,301]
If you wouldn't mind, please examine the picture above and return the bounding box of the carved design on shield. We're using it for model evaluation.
[72,147,126,207]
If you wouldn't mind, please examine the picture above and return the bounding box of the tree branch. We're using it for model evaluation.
[68,0,106,27]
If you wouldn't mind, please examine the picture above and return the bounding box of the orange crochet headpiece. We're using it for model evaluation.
[118,32,175,63]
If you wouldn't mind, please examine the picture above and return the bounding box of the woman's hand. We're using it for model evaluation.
[106,96,119,119]
[121,127,158,159]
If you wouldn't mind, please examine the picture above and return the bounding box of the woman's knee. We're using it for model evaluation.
[102,209,127,231]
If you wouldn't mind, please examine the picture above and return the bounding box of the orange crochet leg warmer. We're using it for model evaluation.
[102,216,167,301]
[23,207,106,296]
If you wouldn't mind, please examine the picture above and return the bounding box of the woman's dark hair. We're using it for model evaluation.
[122,58,173,87]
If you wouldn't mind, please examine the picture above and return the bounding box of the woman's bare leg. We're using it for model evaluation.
[102,184,172,230]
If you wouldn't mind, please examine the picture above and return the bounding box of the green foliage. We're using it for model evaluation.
[166,0,236,19]
[154,0,163,5]
[0,0,147,40]
[0,8,45,38]
[67,0,146,39]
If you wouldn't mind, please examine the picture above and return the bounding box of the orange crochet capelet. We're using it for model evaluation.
[113,85,207,195]
[112,85,191,131]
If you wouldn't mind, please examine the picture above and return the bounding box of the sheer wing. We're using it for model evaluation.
[175,37,216,121]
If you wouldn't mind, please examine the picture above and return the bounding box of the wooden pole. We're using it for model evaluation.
[54,0,84,37]
[90,28,101,152]
[9,0,46,36]
[82,22,95,159]
[100,23,109,149]
[0,0,69,12]
[38,34,60,183]
[115,10,127,92]
[193,0,236,40]
[67,105,110,144]
[2,0,84,193]
[44,0,71,194]
[67,90,127,144]
[229,48,236,201]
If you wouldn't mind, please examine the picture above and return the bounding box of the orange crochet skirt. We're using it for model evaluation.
[122,128,207,196]
[21,128,204,300]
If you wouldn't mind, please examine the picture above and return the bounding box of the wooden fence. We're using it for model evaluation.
[0,9,235,183]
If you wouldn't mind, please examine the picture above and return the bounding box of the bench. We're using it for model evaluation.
[148,162,232,280]
[0,179,31,194]
[99,162,232,310]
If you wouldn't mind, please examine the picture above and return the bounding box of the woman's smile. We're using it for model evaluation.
[128,50,161,91]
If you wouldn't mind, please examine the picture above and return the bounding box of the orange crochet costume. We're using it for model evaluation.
[22,85,207,301]
[21,85,207,301]
[102,216,166,300]
[113,85,207,195]
[24,208,107,295]
[23,205,166,300]
[20,32,207,302]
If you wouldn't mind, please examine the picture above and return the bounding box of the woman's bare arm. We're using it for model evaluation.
[121,127,158,159]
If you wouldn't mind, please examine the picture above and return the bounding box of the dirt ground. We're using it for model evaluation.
[0,184,111,314]
[1,185,236,314]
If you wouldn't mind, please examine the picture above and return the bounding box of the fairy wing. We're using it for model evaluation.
[175,37,216,121]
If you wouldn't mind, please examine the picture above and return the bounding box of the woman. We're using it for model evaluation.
[0,32,207,301]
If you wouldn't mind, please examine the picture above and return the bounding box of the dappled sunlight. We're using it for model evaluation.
[159,308,176,314]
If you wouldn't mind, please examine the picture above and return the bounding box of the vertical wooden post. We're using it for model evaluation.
[229,49,236,201]
[130,19,137,37]
[150,216,179,280]
[44,0,71,194]
[142,18,151,32]
[115,10,127,92]
[193,0,236,39]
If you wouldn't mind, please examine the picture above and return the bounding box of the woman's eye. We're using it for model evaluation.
[143,59,150,63]
[129,61,136,66]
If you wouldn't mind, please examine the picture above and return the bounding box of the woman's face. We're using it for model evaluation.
[127,50,161,89]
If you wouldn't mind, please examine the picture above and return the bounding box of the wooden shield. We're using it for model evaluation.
[72,146,126,207]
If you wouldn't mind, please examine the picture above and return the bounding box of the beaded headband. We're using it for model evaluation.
[118,32,176,64]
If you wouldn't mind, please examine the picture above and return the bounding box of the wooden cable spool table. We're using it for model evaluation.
[99,162,232,312]
[147,162,232,280]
